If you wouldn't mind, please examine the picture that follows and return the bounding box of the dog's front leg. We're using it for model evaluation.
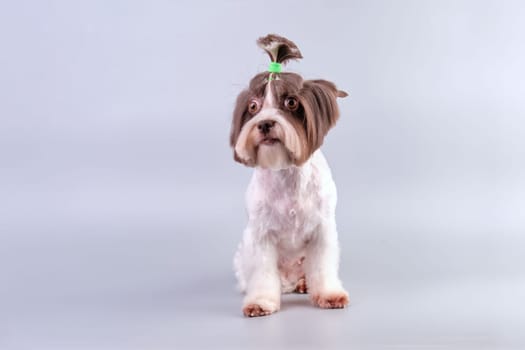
[242,237,281,317]
[305,222,349,309]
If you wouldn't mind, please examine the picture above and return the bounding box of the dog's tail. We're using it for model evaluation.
[257,34,303,65]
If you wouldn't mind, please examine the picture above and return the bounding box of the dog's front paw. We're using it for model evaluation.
[242,297,279,317]
[243,304,274,317]
[311,290,349,309]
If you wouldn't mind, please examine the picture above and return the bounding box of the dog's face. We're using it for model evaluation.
[230,73,347,169]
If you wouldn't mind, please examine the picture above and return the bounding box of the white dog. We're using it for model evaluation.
[230,34,349,317]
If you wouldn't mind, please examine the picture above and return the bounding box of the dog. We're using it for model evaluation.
[230,34,349,317]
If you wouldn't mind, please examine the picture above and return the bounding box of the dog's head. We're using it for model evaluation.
[230,34,347,170]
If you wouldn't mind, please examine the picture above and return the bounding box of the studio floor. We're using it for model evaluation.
[2,193,524,349]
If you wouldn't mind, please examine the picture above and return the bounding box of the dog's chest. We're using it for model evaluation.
[254,169,323,237]
[267,193,317,232]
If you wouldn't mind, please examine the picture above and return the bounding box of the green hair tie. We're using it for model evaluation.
[268,62,282,73]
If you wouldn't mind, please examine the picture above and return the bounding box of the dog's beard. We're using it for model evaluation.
[235,114,303,169]
[256,141,291,170]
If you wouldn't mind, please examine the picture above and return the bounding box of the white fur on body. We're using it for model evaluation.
[234,150,348,315]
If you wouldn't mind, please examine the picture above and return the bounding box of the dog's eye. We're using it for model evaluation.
[284,97,299,111]
[248,99,260,115]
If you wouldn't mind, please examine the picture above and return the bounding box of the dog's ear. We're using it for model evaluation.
[308,79,348,99]
[298,79,346,160]
[257,34,303,65]
[230,90,250,163]
[230,90,258,167]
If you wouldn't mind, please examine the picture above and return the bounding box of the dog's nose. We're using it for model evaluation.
[257,120,275,135]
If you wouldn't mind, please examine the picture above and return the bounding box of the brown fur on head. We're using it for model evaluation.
[230,34,347,169]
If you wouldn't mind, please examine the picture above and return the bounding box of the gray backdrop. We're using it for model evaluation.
[1,1,524,349]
